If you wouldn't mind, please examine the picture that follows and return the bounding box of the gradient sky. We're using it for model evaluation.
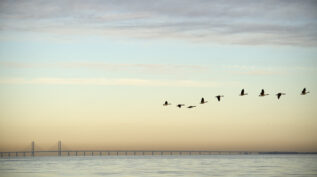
[0,0,317,152]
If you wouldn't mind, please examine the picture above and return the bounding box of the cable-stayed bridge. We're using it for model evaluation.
[0,141,314,157]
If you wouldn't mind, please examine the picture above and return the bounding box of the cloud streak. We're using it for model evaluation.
[59,62,207,74]
[224,65,317,76]
[0,0,316,46]
[0,61,208,75]
[0,77,239,88]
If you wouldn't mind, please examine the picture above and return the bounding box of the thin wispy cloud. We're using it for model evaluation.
[0,61,207,75]
[0,77,240,88]
[224,65,317,76]
[59,62,207,74]
[0,0,316,46]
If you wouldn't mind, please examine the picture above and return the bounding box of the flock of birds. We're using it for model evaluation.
[163,88,310,109]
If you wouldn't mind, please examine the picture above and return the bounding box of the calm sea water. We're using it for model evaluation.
[0,155,316,177]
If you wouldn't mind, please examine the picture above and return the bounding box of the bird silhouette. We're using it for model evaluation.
[301,88,310,95]
[177,104,185,108]
[215,95,224,102]
[276,92,286,99]
[259,89,269,97]
[161,87,310,109]
[200,97,208,104]
[163,101,171,106]
[240,89,248,96]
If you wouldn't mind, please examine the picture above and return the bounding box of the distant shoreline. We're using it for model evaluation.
[258,152,317,154]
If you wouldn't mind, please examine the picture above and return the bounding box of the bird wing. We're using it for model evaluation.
[261,89,264,95]
[241,89,244,95]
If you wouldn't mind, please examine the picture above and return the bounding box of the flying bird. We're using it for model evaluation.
[259,89,269,97]
[215,95,224,102]
[301,88,310,95]
[163,101,171,106]
[276,92,286,99]
[177,104,185,108]
[200,97,208,104]
[187,106,196,109]
[240,89,248,96]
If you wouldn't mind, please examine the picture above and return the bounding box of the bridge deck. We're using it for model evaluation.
[0,150,255,157]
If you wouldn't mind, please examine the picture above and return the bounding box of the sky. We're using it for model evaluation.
[0,0,316,152]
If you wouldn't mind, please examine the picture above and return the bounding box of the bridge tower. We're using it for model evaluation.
[31,141,35,157]
[58,140,62,156]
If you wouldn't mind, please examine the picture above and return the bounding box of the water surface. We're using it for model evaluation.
[0,155,316,177]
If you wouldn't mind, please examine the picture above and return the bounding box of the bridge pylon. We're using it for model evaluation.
[58,141,62,156]
[31,141,35,157]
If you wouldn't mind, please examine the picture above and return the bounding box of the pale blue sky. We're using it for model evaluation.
[0,0,316,151]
